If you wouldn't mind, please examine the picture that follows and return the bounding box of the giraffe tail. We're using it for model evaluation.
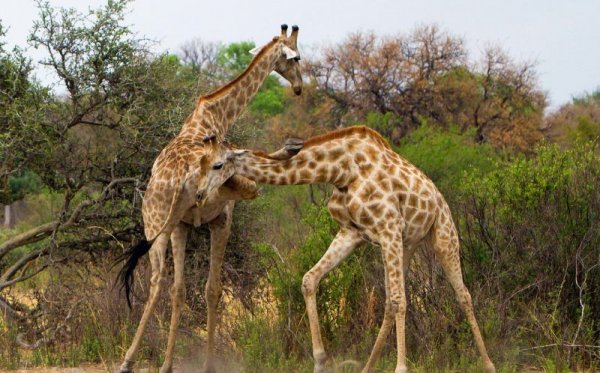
[114,239,152,309]
[114,161,190,308]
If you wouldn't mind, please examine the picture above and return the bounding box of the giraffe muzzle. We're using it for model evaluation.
[196,190,207,207]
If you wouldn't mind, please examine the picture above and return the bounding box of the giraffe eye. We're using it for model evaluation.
[212,162,224,170]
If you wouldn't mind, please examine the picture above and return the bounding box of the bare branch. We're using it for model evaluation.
[0,177,138,261]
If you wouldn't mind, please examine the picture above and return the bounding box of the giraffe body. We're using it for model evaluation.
[119,25,303,373]
[204,126,495,373]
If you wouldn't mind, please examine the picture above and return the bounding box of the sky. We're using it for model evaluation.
[1,0,599,110]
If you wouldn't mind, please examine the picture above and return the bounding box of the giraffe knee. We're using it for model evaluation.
[171,282,186,303]
[301,272,317,297]
[150,272,167,288]
[390,296,407,315]
[383,301,396,320]
[458,290,473,309]
[205,281,222,306]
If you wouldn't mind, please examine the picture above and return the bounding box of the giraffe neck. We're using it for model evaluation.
[183,40,280,140]
[236,140,354,188]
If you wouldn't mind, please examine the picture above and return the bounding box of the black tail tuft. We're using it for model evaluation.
[114,239,152,309]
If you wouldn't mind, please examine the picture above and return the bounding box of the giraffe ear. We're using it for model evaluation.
[248,46,262,56]
[281,45,298,60]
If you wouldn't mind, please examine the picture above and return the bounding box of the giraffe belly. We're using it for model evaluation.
[401,205,437,245]
[182,201,229,227]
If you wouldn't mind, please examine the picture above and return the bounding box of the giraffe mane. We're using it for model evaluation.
[198,38,279,103]
[302,126,391,149]
[249,126,392,160]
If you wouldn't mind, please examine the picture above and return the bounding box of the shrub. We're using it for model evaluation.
[457,141,600,368]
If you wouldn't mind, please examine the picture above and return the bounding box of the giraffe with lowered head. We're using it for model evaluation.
[199,126,496,373]
[117,25,303,373]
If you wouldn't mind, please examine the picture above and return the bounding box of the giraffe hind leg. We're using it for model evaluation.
[119,233,169,373]
[160,223,189,373]
[431,218,496,373]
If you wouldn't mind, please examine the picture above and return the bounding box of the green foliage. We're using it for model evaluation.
[572,87,600,106]
[568,113,600,144]
[364,112,400,139]
[457,141,600,367]
[251,199,383,360]
[7,170,43,200]
[250,75,285,116]
[397,124,499,194]
[217,41,255,75]
[235,314,304,372]
[0,22,51,204]
[545,88,600,148]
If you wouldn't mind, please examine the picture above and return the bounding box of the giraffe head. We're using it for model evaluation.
[251,24,303,95]
[197,138,303,203]
[194,142,246,206]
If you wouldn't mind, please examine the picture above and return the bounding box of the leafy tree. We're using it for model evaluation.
[0,0,200,346]
[396,123,498,195]
[217,41,256,76]
[306,25,546,151]
[544,89,600,147]
[0,21,51,204]
[249,75,285,116]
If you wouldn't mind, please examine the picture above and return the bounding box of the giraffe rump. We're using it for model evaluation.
[115,239,152,309]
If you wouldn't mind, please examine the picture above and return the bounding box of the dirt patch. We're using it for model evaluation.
[1,353,243,373]
[0,365,108,373]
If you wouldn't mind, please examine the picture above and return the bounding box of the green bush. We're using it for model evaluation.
[457,141,600,368]
[397,124,499,196]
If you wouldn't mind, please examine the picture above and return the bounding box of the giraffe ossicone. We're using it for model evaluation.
[203,126,496,373]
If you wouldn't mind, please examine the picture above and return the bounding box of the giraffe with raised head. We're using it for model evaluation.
[200,126,496,373]
[117,24,303,373]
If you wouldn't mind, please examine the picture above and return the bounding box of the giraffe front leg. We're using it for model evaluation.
[301,228,363,373]
[202,202,233,373]
[160,224,189,373]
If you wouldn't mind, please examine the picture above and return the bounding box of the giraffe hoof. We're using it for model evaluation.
[202,361,216,373]
[118,360,135,373]
[314,365,334,373]
[484,362,496,373]
[313,354,334,373]
[159,365,173,373]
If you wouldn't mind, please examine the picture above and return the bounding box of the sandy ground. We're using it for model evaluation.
[0,365,108,373]
[0,355,243,373]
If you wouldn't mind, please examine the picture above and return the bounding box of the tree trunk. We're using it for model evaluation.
[3,204,15,228]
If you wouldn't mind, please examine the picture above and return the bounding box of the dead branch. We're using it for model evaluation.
[0,177,138,261]
[0,222,58,261]
[0,250,49,292]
